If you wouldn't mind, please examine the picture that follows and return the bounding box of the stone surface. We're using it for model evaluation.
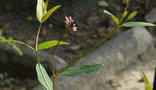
[33,27,155,90]
[98,1,109,8]
[145,8,156,23]
[0,45,68,78]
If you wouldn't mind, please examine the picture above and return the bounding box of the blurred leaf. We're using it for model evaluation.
[42,5,61,23]
[145,86,153,90]
[36,0,43,22]
[0,29,3,36]
[27,16,33,21]
[12,44,23,56]
[126,0,131,6]
[121,22,156,27]
[104,10,119,25]
[141,71,153,90]
[38,40,69,50]
[36,64,53,90]
[122,10,128,19]
[0,31,23,55]
[44,0,49,13]
[61,64,104,76]
[127,11,138,21]
[0,40,34,50]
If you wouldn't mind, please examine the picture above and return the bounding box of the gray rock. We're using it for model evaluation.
[0,45,68,78]
[98,1,109,8]
[33,27,153,90]
[145,8,156,23]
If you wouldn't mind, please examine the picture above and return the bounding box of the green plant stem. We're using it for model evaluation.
[35,23,51,90]
[55,26,119,77]
[35,24,42,51]
[52,28,68,90]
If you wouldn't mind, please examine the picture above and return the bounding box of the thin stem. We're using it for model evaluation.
[52,29,68,90]
[35,24,52,90]
[35,24,42,51]
[55,26,119,77]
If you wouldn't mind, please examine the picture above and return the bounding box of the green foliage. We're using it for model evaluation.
[41,5,61,23]
[61,64,104,76]
[0,29,23,55]
[27,16,33,21]
[121,22,156,27]
[7,38,23,56]
[38,40,69,50]
[104,10,119,25]
[121,10,128,19]
[36,0,61,23]
[127,11,138,21]
[36,64,53,90]
[0,40,34,50]
[141,71,153,90]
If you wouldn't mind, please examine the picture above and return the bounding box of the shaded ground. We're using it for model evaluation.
[0,0,155,89]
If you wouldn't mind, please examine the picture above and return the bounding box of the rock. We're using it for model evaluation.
[68,45,81,50]
[0,45,68,78]
[98,1,109,8]
[32,27,154,90]
[145,8,156,23]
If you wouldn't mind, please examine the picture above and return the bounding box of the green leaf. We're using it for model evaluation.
[36,64,53,90]
[36,0,43,22]
[0,40,34,50]
[104,10,119,25]
[42,5,61,23]
[42,0,49,15]
[38,40,69,50]
[44,0,49,12]
[11,44,23,56]
[0,29,3,36]
[61,64,104,76]
[121,10,128,19]
[127,11,138,21]
[141,71,153,90]
[121,22,156,27]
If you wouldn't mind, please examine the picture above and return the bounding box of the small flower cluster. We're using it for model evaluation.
[64,16,77,32]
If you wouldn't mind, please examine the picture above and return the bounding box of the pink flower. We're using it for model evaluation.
[64,16,77,32]
[70,24,77,32]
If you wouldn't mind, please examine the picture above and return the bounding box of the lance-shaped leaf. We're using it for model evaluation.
[0,29,3,36]
[127,11,138,21]
[141,71,153,90]
[121,22,156,27]
[104,10,119,25]
[44,0,49,13]
[61,64,104,76]
[42,5,61,23]
[38,40,69,50]
[121,10,128,19]
[36,0,43,22]
[0,40,34,50]
[36,64,53,90]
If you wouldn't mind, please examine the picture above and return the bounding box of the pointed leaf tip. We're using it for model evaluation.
[127,11,138,21]
[121,22,156,27]
[104,10,119,25]
[61,64,104,76]
[38,40,69,50]
[141,71,153,90]
[42,5,61,23]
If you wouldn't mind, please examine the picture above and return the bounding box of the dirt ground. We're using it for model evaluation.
[0,0,155,89]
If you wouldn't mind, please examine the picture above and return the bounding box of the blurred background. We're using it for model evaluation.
[0,0,156,90]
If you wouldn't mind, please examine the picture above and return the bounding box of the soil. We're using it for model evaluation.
[0,0,155,89]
